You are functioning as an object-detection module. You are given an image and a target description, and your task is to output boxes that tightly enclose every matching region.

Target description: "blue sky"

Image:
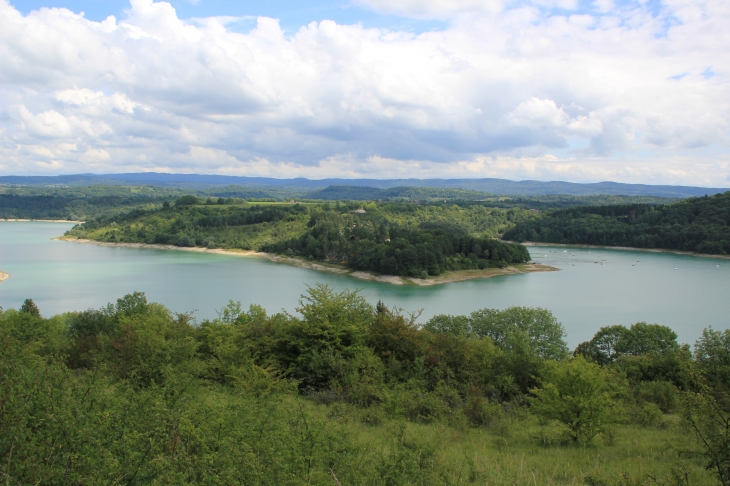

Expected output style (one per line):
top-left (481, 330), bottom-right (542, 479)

top-left (9, 0), bottom-right (447, 33)
top-left (0, 0), bottom-right (728, 185)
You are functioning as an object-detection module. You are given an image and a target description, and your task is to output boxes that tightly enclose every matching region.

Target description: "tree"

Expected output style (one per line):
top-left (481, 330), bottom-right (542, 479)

top-left (174, 195), bottom-right (198, 206)
top-left (20, 298), bottom-right (41, 318)
top-left (682, 385), bottom-right (730, 485)
top-left (577, 322), bottom-right (680, 365)
top-left (616, 322), bottom-right (679, 356)
top-left (422, 314), bottom-right (471, 338)
top-left (469, 307), bottom-right (568, 360)
top-left (285, 284), bottom-right (375, 389)
top-left (530, 356), bottom-right (624, 443)
top-left (575, 325), bottom-right (628, 364)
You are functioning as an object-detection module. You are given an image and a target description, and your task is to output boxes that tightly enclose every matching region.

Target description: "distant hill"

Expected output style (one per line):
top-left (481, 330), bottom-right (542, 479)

top-left (1, 172), bottom-right (727, 198)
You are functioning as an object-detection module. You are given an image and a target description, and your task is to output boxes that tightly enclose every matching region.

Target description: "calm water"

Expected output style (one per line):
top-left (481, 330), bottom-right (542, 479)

top-left (1, 222), bottom-right (729, 347)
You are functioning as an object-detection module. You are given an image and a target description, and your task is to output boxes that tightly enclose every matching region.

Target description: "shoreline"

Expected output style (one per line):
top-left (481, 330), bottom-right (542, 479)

top-left (0, 271), bottom-right (8, 283)
top-left (55, 237), bottom-right (558, 286)
top-left (2, 219), bottom-right (83, 223)
top-left (512, 241), bottom-right (730, 260)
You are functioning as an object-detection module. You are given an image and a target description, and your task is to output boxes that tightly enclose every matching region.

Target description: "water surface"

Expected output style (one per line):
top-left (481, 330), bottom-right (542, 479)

top-left (1, 222), bottom-right (728, 347)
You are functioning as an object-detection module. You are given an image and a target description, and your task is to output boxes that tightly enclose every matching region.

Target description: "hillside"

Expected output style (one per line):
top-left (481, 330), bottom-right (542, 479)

top-left (504, 191), bottom-right (730, 255)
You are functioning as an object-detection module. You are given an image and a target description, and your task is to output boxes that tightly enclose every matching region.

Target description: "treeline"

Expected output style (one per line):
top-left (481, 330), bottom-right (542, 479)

top-left (2, 289), bottom-right (728, 483)
top-left (504, 191), bottom-right (730, 255)
top-left (0, 185), bottom-right (295, 220)
top-left (0, 193), bottom-right (165, 221)
top-left (304, 185), bottom-right (496, 201)
top-left (67, 199), bottom-right (532, 277)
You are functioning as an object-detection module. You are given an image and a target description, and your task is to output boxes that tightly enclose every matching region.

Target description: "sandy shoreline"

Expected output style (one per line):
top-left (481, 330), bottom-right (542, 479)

top-left (512, 241), bottom-right (730, 260)
top-left (0, 271), bottom-right (8, 283)
top-left (2, 219), bottom-right (83, 223)
top-left (55, 237), bottom-right (558, 286)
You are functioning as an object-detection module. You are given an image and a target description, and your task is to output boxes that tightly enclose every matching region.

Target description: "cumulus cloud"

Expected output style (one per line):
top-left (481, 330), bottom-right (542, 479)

top-left (0, 0), bottom-right (728, 185)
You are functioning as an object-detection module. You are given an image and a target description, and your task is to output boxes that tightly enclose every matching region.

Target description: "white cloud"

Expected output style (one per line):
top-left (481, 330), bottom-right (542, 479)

top-left (506, 98), bottom-right (569, 129)
top-left (352, 0), bottom-right (504, 19)
top-left (0, 0), bottom-right (728, 186)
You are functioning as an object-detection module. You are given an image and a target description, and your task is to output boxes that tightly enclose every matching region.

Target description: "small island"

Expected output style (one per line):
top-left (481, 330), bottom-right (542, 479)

top-left (0, 270), bottom-right (8, 282)
top-left (60, 197), bottom-right (558, 285)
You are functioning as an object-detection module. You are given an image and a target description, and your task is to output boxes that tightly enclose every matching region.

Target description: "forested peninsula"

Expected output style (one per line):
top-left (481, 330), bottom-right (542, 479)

top-left (3, 289), bottom-right (730, 484)
top-left (504, 191), bottom-right (730, 255)
top-left (63, 198), bottom-right (538, 281)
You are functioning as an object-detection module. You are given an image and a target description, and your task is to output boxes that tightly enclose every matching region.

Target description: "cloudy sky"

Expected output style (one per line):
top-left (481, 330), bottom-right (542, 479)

top-left (1, 0), bottom-right (728, 185)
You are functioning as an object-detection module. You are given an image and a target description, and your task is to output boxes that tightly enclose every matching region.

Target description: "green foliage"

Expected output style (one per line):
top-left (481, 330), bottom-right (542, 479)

top-left (0, 292), bottom-right (723, 484)
top-left (682, 386), bottom-right (730, 485)
top-left (285, 284), bottom-right (375, 389)
top-left (576, 322), bottom-right (680, 365)
top-left (425, 306), bottom-right (568, 360)
top-left (530, 357), bottom-right (625, 443)
top-left (505, 191), bottom-right (730, 255)
top-left (694, 327), bottom-right (730, 393)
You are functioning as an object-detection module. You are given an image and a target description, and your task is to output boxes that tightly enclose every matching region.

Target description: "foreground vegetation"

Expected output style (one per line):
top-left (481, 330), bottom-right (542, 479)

top-left (2, 288), bottom-right (729, 484)
top-left (505, 191), bottom-right (730, 255)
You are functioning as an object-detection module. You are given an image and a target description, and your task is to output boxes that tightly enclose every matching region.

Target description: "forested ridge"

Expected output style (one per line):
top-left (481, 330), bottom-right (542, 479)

top-left (504, 191), bottom-right (730, 255)
top-left (65, 199), bottom-right (533, 278)
top-left (1, 183), bottom-right (679, 220)
top-left (2, 289), bottom-right (730, 484)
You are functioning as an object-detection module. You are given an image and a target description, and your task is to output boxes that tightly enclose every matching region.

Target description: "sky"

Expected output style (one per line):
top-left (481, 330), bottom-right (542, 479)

top-left (0, 0), bottom-right (728, 185)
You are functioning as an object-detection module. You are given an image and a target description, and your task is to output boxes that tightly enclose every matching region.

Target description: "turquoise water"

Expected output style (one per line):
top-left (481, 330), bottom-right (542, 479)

top-left (1, 222), bottom-right (729, 347)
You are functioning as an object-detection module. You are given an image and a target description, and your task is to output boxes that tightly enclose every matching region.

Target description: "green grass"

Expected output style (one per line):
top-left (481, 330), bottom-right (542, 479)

top-left (300, 400), bottom-right (714, 485)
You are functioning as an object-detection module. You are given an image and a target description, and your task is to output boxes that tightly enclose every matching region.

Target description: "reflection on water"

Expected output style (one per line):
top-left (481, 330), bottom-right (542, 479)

top-left (1, 222), bottom-right (729, 347)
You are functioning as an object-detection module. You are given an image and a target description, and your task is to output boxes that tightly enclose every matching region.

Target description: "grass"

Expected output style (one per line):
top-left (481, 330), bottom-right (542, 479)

top-left (299, 399), bottom-right (714, 485)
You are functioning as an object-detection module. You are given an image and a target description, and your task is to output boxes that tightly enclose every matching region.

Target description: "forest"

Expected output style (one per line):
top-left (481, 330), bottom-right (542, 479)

top-left (64, 199), bottom-right (533, 277)
top-left (2, 288), bottom-right (729, 484)
top-left (1, 183), bottom-right (678, 220)
top-left (504, 191), bottom-right (730, 255)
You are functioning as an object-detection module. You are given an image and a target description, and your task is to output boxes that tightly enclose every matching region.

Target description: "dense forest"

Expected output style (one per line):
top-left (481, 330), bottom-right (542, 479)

top-left (2, 289), bottom-right (729, 484)
top-left (65, 199), bottom-right (532, 277)
top-left (0, 185), bottom-right (286, 220)
top-left (504, 191), bottom-right (730, 255)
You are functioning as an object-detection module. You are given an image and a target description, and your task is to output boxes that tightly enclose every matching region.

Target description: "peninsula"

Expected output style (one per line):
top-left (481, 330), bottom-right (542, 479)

top-left (60, 197), bottom-right (552, 285)
top-left (56, 236), bottom-right (556, 286)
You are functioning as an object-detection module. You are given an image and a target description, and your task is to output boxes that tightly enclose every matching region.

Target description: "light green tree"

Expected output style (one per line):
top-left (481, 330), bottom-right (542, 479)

top-left (530, 356), bottom-right (624, 443)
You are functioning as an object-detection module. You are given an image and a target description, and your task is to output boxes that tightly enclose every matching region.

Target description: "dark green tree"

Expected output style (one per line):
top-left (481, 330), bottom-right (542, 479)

top-left (20, 298), bottom-right (41, 318)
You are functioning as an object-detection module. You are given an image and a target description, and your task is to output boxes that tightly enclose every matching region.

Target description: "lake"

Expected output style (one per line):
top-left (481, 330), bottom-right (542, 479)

top-left (1, 222), bottom-right (728, 348)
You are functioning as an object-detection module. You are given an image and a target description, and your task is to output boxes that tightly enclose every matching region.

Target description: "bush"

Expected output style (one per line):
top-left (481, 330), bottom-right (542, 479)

top-left (628, 401), bottom-right (662, 427)
top-left (635, 381), bottom-right (678, 413)
top-left (174, 195), bottom-right (198, 206)
top-left (175, 235), bottom-right (195, 247)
